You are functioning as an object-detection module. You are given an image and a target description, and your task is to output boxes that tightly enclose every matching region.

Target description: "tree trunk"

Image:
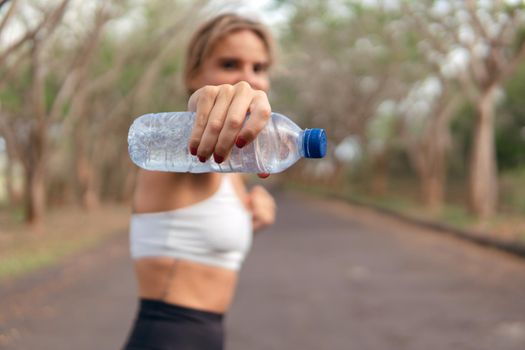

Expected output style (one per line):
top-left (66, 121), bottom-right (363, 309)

top-left (416, 140), bottom-right (446, 213)
top-left (73, 123), bottom-right (100, 210)
top-left (4, 157), bottom-right (23, 207)
top-left (24, 39), bottom-right (48, 227)
top-left (0, 126), bottom-right (22, 207)
top-left (417, 96), bottom-right (457, 213)
top-left (74, 155), bottom-right (95, 209)
top-left (468, 85), bottom-right (498, 219)
top-left (24, 157), bottom-right (46, 228)
top-left (371, 152), bottom-right (388, 196)
top-left (420, 158), bottom-right (445, 212)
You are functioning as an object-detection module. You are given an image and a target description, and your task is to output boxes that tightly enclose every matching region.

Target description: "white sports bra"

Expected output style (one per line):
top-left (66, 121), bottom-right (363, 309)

top-left (129, 175), bottom-right (253, 270)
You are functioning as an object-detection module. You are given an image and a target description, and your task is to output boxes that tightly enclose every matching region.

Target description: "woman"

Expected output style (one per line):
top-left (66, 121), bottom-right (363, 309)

top-left (123, 13), bottom-right (277, 350)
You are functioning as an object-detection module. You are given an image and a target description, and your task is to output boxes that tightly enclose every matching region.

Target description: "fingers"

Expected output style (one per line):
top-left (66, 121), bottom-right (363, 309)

top-left (187, 82), bottom-right (271, 164)
top-left (187, 89), bottom-right (200, 112)
top-left (215, 82), bottom-right (252, 160)
top-left (197, 85), bottom-right (235, 162)
top-left (188, 86), bottom-right (218, 157)
top-left (235, 90), bottom-right (271, 149)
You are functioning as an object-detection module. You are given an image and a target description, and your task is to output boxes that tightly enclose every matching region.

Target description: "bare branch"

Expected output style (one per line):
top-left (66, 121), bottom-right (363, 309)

top-left (30, 40), bottom-right (46, 133)
top-left (0, 0), bottom-right (18, 36)
top-left (465, 0), bottom-right (490, 40)
top-left (0, 0), bottom-right (11, 10)
top-left (49, 3), bottom-right (111, 121)
top-left (485, 8), bottom-right (520, 78)
top-left (0, 0), bottom-right (70, 69)
top-left (83, 50), bottom-right (128, 95)
top-left (48, 70), bottom-right (78, 120)
top-left (39, 0), bottom-right (70, 39)
top-left (500, 40), bottom-right (525, 84)
top-left (458, 66), bottom-right (480, 103)
top-left (131, 0), bottom-right (207, 109)
top-left (0, 50), bottom-right (29, 89)
top-left (408, 12), bottom-right (448, 55)
top-left (0, 23), bottom-right (42, 68)
top-left (492, 10), bottom-right (514, 45)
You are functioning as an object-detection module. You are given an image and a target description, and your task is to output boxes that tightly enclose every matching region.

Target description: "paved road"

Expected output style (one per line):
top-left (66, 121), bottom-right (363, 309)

top-left (1, 192), bottom-right (525, 350)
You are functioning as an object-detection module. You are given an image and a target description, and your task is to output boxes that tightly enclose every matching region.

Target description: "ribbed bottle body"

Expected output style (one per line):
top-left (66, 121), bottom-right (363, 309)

top-left (128, 112), bottom-right (304, 173)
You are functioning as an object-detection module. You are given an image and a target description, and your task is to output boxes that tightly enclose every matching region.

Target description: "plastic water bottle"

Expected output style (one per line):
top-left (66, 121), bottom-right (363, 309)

top-left (128, 112), bottom-right (327, 173)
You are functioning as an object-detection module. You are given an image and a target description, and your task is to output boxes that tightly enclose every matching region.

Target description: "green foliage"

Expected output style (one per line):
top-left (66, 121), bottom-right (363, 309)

top-left (0, 86), bottom-right (23, 111)
top-left (403, 31), bottom-right (423, 62)
top-left (0, 65), bottom-right (31, 111)
top-left (496, 128), bottom-right (525, 170)
top-left (514, 26), bottom-right (525, 50)
top-left (117, 60), bottom-right (143, 95)
top-left (500, 167), bottom-right (525, 214)
top-left (450, 102), bottom-right (475, 174)
top-left (162, 57), bottom-right (181, 77)
top-left (94, 38), bottom-right (118, 74)
top-left (438, 205), bottom-right (478, 230)
top-left (497, 62), bottom-right (525, 170)
top-left (504, 1), bottom-right (525, 16)
top-left (44, 75), bottom-right (61, 113)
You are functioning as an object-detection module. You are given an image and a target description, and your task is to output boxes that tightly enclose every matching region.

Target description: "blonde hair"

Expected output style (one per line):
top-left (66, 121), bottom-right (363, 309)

top-left (183, 13), bottom-right (275, 94)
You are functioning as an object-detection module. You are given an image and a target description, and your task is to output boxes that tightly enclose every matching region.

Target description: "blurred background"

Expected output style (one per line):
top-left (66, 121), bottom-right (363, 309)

top-left (1, 0), bottom-right (525, 349)
top-left (2, 0), bottom-right (525, 260)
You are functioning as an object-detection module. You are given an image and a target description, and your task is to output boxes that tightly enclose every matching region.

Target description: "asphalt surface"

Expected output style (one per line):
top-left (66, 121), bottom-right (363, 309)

top-left (1, 192), bottom-right (525, 350)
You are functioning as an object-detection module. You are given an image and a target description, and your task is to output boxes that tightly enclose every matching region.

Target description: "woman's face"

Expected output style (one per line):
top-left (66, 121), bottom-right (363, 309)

top-left (189, 29), bottom-right (270, 92)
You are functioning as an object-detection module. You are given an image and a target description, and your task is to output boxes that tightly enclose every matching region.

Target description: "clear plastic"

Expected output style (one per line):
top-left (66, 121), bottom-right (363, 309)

top-left (128, 112), bottom-right (305, 173)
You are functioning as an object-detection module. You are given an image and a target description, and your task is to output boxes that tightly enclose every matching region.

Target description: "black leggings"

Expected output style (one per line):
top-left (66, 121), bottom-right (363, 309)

top-left (123, 299), bottom-right (224, 350)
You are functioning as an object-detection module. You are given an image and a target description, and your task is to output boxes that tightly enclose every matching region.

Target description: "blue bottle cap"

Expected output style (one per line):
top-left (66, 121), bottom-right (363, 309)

top-left (303, 128), bottom-right (327, 158)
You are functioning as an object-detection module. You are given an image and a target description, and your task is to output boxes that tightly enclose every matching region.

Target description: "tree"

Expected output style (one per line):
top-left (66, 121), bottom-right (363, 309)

top-left (400, 76), bottom-right (462, 211)
top-left (0, 0), bottom-right (70, 227)
top-left (0, 0), bottom-right (208, 226)
top-left (405, 0), bottom-right (525, 219)
top-left (272, 1), bottom-right (416, 189)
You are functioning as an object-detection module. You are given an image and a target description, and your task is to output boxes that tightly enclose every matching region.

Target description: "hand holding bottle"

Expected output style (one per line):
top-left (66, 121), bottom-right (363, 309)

top-left (128, 85), bottom-right (327, 174)
top-left (187, 82), bottom-right (271, 175)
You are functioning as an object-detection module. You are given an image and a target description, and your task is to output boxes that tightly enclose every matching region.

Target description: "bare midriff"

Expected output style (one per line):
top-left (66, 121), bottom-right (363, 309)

top-left (132, 171), bottom-right (248, 314)
top-left (134, 257), bottom-right (238, 313)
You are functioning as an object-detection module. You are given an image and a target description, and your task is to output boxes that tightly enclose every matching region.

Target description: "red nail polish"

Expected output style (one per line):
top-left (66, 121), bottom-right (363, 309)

top-left (190, 146), bottom-right (197, 156)
top-left (214, 155), bottom-right (224, 164)
top-left (258, 173), bottom-right (270, 179)
top-left (198, 156), bottom-right (207, 163)
top-left (236, 137), bottom-right (247, 148)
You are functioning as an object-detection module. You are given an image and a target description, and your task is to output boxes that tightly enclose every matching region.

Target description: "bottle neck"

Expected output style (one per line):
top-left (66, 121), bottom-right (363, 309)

top-left (298, 131), bottom-right (306, 158)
